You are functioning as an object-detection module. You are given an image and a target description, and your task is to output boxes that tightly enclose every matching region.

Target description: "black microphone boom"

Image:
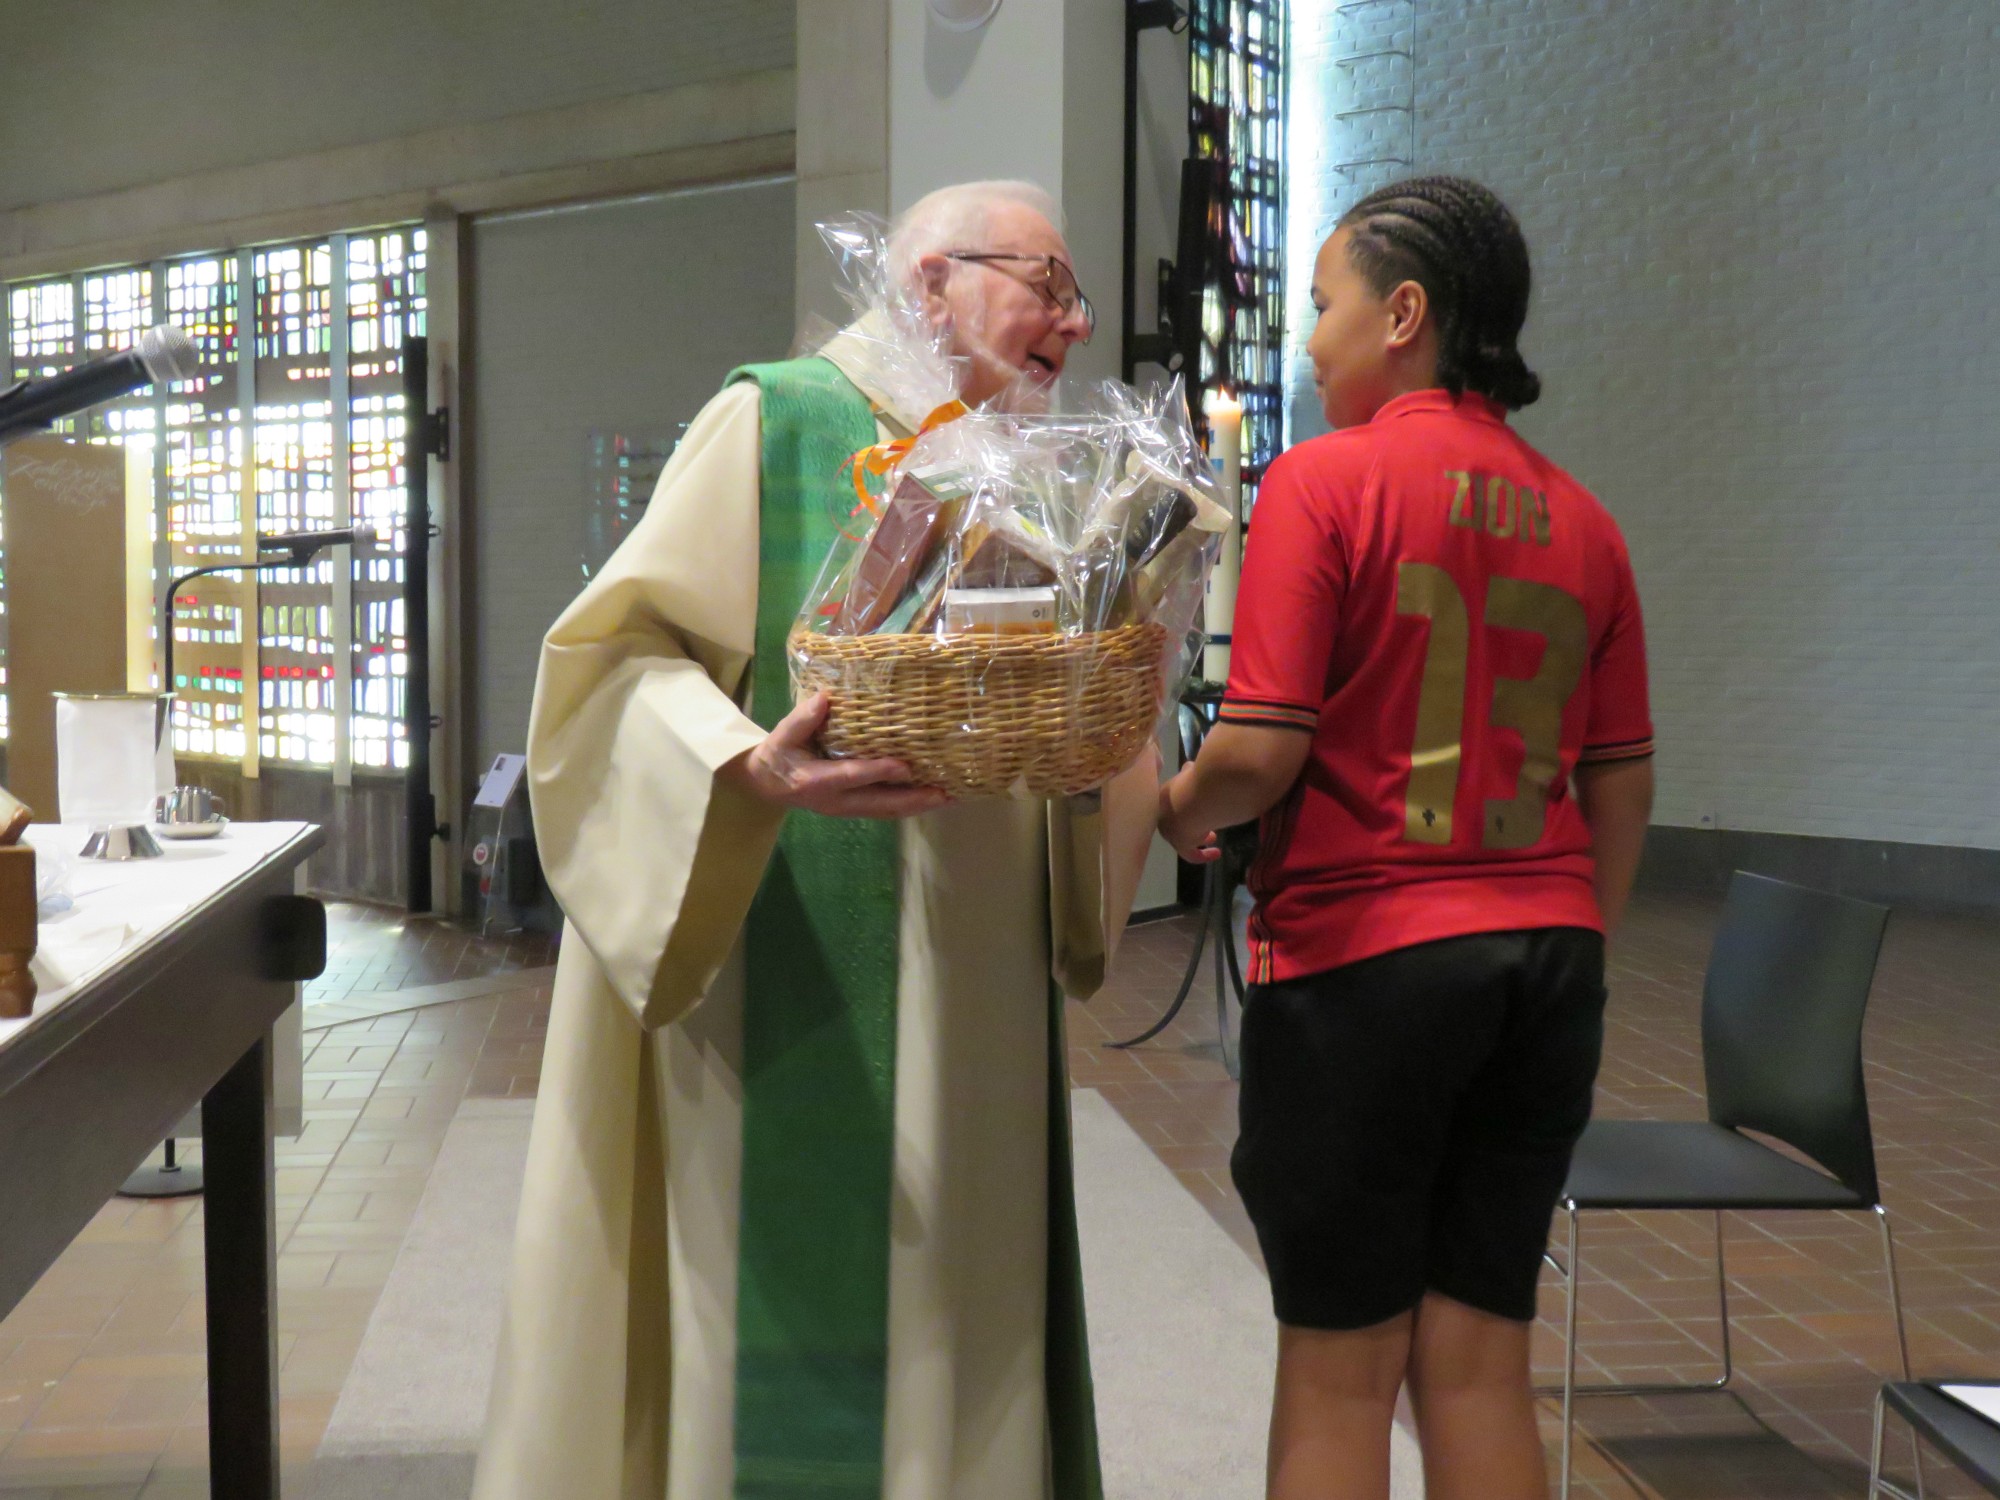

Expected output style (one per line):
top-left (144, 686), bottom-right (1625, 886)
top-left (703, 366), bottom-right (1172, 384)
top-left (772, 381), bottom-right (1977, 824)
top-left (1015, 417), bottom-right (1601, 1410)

top-left (0, 325), bottom-right (201, 444)
top-left (257, 524), bottom-right (377, 557)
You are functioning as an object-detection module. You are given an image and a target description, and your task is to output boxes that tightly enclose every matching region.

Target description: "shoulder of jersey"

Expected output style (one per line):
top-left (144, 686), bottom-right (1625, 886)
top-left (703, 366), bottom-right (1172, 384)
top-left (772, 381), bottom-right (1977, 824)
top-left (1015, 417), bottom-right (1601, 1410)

top-left (1267, 427), bottom-right (1378, 488)
top-left (1537, 456), bottom-right (1624, 537)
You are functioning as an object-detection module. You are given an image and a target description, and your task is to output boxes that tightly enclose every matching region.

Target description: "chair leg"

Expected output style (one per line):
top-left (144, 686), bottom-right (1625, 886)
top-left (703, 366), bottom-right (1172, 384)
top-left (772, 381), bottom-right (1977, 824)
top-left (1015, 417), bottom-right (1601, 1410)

top-left (1560, 1203), bottom-right (1579, 1500)
top-left (1868, 1388), bottom-right (1931, 1500)
top-left (1875, 1205), bottom-right (1913, 1379)
top-left (1543, 1204), bottom-right (1918, 1497)
top-left (1876, 1206), bottom-right (1925, 1500)
top-left (1537, 1209), bottom-right (1730, 1399)
top-left (1868, 1387), bottom-right (1886, 1499)
top-left (1711, 1210), bottom-right (1734, 1389)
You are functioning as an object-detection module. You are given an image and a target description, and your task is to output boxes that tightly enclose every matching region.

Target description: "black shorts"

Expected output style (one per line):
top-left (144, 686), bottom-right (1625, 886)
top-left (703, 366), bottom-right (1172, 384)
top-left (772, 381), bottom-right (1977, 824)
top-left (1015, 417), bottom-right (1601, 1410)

top-left (1230, 927), bottom-right (1606, 1330)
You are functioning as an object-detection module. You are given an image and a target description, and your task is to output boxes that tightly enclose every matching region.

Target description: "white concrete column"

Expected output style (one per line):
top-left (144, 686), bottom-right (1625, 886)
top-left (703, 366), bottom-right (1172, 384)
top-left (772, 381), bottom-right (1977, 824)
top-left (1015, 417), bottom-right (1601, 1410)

top-left (797, 0), bottom-right (1124, 381)
top-left (885, 0), bottom-right (1122, 382)
top-left (795, 0), bottom-right (891, 338)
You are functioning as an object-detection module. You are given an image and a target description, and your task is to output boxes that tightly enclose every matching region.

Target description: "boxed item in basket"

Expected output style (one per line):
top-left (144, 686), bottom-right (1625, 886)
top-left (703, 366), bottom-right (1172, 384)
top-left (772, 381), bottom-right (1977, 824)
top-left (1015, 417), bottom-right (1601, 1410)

top-left (791, 379), bottom-right (1228, 800)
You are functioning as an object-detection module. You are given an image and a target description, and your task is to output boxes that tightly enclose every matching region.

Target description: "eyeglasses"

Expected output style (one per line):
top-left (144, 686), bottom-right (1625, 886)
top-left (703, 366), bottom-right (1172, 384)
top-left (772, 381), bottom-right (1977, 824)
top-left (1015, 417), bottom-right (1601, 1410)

top-left (945, 252), bottom-right (1097, 342)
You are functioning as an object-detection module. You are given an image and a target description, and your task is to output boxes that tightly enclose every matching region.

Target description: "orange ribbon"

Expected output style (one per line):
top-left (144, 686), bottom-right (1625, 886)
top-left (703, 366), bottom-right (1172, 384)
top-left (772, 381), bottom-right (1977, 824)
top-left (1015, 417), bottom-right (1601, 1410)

top-left (845, 399), bottom-right (969, 515)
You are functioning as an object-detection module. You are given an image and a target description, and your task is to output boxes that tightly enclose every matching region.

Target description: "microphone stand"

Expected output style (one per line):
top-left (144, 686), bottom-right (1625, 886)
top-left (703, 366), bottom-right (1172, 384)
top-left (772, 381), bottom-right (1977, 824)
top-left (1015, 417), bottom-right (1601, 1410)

top-left (159, 548), bottom-right (319, 710)
top-left (119, 537), bottom-right (348, 1200)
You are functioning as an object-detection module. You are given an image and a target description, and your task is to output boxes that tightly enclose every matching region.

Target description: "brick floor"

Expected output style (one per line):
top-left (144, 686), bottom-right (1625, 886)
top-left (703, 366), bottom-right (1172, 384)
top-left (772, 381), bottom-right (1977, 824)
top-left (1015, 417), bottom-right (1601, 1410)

top-left (0, 911), bottom-right (553, 1497)
top-left (4, 891), bottom-right (1998, 1496)
top-left (1085, 896), bottom-right (2000, 1499)
top-left (303, 901), bottom-right (556, 1009)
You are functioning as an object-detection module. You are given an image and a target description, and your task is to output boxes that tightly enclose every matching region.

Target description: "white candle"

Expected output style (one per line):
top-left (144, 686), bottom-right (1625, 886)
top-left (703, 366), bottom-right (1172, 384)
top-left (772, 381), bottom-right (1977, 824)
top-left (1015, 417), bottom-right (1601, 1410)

top-left (1203, 389), bottom-right (1243, 683)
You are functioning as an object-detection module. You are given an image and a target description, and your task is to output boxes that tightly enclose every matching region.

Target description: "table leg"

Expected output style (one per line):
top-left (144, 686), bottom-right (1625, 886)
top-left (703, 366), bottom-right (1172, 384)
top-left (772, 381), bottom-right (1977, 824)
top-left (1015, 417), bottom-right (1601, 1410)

top-left (201, 1032), bottom-right (279, 1499)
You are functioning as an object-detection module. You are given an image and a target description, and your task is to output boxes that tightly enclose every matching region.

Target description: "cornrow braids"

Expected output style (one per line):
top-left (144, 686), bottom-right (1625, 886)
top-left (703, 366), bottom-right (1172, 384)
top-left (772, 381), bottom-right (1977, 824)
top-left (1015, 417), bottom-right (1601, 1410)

top-left (1336, 175), bottom-right (1542, 410)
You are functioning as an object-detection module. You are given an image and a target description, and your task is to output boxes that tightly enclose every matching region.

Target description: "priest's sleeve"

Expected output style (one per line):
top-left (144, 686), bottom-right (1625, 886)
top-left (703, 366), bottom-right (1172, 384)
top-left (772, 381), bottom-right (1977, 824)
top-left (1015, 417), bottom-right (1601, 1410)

top-left (526, 381), bottom-right (783, 1030)
top-left (1047, 743), bottom-right (1160, 998)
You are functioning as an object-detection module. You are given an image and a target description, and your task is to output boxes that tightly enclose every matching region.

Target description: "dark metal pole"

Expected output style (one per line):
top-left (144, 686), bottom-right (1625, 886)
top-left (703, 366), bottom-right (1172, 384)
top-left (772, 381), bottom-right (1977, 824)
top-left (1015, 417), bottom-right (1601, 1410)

top-left (1124, 3), bottom-right (1193, 379)
top-left (402, 336), bottom-right (437, 913)
top-left (1122, 1), bottom-right (1142, 381)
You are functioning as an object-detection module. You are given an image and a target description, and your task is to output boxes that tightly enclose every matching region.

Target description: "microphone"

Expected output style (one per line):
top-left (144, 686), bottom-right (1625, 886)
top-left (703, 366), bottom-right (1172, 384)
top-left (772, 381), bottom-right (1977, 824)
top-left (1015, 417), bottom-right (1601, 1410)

top-left (256, 524), bottom-right (378, 560)
top-left (0, 324), bottom-right (202, 443)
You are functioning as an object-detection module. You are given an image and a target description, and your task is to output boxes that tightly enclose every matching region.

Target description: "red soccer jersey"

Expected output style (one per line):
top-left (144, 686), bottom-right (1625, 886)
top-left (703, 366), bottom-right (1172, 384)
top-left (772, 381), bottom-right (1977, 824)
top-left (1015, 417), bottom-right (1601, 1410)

top-left (1220, 388), bottom-right (1653, 983)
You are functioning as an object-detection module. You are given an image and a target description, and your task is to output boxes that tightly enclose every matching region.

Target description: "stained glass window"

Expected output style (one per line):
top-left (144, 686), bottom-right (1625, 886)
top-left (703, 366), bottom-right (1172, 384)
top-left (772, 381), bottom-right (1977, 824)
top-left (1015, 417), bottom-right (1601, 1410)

top-left (1187, 0), bottom-right (1288, 511)
top-left (162, 253), bottom-right (251, 760)
top-left (0, 225), bottom-right (426, 775)
top-left (253, 240), bottom-right (337, 767)
top-left (346, 229), bottom-right (424, 772)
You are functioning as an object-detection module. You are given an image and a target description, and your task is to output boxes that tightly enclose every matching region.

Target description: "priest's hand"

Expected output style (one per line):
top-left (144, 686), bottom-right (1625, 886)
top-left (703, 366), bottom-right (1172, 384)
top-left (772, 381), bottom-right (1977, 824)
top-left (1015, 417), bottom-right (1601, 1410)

top-left (721, 692), bottom-right (951, 819)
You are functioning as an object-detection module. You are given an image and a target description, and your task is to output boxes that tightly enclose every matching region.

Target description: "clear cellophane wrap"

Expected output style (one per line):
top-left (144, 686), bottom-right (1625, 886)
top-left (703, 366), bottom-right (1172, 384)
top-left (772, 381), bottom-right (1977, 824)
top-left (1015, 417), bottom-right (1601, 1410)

top-left (791, 221), bottom-right (1226, 800)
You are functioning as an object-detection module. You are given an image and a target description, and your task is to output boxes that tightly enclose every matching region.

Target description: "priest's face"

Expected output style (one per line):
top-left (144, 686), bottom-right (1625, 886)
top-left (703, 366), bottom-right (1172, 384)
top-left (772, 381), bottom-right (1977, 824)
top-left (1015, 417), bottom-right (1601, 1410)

top-left (916, 201), bottom-right (1094, 407)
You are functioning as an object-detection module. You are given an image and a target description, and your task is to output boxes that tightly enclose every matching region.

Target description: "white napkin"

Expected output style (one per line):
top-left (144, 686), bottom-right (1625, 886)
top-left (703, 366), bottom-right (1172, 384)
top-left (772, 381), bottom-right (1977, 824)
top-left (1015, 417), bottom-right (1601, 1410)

top-left (30, 905), bottom-right (139, 997)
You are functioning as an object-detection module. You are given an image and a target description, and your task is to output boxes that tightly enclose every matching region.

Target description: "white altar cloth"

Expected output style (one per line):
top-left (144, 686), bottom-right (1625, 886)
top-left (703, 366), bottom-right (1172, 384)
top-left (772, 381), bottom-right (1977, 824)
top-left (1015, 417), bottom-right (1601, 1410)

top-left (1, 821), bottom-right (312, 1133)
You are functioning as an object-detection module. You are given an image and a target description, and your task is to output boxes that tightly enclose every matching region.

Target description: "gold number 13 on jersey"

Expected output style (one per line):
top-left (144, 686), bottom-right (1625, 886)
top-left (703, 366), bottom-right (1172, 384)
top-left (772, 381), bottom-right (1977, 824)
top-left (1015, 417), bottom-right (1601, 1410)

top-left (1396, 562), bottom-right (1588, 850)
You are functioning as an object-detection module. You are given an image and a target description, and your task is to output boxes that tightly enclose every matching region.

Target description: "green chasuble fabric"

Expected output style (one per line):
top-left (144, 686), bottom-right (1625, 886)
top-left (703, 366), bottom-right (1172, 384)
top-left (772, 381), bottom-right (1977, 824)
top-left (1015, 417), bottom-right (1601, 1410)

top-left (732, 358), bottom-right (898, 1497)
top-left (729, 356), bottom-right (1103, 1500)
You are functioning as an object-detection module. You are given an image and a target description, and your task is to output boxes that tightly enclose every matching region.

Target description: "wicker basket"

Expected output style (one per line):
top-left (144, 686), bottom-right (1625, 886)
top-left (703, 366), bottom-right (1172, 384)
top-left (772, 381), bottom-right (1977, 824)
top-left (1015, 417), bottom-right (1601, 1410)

top-left (790, 622), bottom-right (1168, 798)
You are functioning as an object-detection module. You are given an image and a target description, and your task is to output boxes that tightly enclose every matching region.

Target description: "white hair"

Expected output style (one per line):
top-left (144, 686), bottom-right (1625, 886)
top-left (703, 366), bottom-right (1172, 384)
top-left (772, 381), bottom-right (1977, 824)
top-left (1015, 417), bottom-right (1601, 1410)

top-left (885, 180), bottom-right (1063, 297)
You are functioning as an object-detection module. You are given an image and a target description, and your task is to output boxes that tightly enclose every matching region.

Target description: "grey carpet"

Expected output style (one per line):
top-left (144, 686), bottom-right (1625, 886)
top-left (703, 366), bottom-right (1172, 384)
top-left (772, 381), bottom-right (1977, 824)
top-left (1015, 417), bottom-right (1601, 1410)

top-left (1070, 1090), bottom-right (1424, 1500)
top-left (295, 1097), bottom-right (532, 1499)
top-left (291, 1452), bottom-right (477, 1500)
top-left (298, 1089), bottom-right (1425, 1498)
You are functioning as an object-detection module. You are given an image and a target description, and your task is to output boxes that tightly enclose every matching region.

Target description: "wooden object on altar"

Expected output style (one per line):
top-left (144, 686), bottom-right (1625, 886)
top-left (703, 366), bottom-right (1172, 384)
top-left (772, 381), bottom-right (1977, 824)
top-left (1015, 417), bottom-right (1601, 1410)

top-left (0, 786), bottom-right (31, 847)
top-left (0, 846), bottom-right (35, 1019)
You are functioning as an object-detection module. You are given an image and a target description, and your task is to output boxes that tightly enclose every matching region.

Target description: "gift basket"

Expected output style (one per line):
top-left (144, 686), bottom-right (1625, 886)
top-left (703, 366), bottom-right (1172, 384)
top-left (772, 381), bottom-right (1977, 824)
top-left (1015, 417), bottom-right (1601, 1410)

top-left (790, 220), bottom-right (1227, 799)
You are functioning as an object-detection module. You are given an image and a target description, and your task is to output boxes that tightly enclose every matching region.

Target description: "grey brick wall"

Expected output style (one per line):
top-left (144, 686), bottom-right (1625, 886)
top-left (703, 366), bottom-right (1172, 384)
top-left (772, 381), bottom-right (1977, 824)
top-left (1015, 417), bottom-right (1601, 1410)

top-left (1290, 1), bottom-right (2000, 849)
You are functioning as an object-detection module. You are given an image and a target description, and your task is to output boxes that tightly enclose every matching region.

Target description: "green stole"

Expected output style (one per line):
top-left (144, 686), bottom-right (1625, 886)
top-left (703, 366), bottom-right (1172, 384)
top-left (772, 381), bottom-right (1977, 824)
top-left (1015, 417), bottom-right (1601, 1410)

top-left (729, 357), bottom-right (1103, 1500)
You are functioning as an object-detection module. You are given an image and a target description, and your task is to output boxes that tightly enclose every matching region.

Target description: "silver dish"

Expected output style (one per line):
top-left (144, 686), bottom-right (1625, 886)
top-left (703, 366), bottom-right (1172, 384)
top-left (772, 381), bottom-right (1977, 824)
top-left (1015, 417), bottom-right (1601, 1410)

top-left (154, 817), bottom-right (228, 841)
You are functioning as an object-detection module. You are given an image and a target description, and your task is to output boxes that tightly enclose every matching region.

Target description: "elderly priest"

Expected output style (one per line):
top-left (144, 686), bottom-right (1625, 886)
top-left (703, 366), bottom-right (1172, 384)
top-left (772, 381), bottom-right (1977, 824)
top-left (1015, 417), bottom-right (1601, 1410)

top-left (472, 180), bottom-right (1158, 1500)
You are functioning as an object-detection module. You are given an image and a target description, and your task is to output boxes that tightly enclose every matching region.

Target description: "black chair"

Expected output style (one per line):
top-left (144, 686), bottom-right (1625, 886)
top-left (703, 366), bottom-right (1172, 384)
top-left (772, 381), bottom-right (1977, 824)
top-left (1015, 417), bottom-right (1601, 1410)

top-left (1545, 872), bottom-right (1913, 1499)
top-left (1872, 1382), bottom-right (2000, 1498)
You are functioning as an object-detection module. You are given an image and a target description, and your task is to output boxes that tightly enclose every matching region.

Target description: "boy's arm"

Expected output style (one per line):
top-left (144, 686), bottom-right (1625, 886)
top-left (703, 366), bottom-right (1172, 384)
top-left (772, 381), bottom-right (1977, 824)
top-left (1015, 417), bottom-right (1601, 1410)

top-left (1158, 723), bottom-right (1311, 860)
top-left (1574, 756), bottom-right (1653, 934)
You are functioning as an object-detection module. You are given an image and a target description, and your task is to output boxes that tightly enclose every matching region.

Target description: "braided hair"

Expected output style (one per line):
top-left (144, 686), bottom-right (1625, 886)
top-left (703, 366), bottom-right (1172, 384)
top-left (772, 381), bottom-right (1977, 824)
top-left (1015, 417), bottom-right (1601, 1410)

top-left (1336, 176), bottom-right (1542, 410)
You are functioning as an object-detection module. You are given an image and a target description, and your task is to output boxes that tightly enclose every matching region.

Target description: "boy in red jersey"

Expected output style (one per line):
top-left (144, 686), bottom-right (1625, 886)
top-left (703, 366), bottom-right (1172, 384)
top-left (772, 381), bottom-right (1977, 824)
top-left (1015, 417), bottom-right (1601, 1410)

top-left (1159, 177), bottom-right (1654, 1500)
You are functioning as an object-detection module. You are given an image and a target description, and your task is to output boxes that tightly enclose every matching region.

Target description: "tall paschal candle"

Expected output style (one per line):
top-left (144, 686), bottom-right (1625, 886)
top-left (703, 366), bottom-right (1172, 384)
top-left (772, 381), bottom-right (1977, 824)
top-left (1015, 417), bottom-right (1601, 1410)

top-left (1203, 389), bottom-right (1242, 682)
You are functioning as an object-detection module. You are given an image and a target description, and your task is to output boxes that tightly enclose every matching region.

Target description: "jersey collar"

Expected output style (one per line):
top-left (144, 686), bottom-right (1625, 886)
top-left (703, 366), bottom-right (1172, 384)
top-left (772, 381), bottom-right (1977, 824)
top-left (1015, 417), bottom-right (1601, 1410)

top-left (1373, 388), bottom-right (1508, 425)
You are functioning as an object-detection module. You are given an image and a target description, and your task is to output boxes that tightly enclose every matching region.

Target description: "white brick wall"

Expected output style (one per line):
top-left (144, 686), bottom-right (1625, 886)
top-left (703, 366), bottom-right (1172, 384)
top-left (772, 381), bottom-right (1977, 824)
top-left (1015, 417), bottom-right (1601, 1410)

top-left (1289, 0), bottom-right (2000, 849)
